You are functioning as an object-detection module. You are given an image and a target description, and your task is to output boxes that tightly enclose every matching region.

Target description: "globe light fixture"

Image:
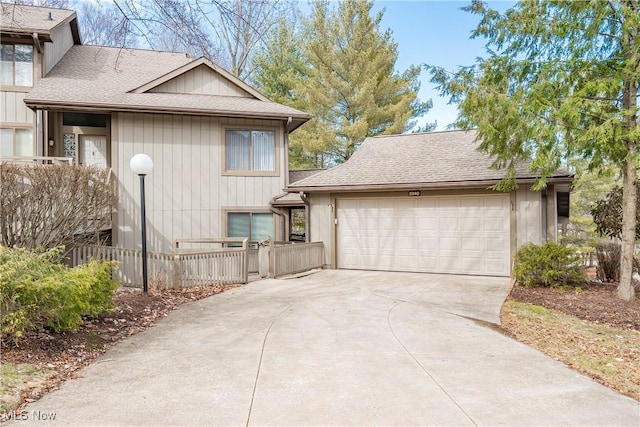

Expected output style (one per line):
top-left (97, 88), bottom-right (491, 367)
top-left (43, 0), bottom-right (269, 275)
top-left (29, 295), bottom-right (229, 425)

top-left (130, 154), bottom-right (153, 295)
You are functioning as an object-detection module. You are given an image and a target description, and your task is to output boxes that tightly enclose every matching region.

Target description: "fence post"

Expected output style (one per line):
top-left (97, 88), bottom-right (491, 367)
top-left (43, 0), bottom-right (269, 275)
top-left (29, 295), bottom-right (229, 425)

top-left (173, 254), bottom-right (181, 288)
top-left (268, 237), bottom-right (275, 278)
top-left (242, 238), bottom-right (249, 284)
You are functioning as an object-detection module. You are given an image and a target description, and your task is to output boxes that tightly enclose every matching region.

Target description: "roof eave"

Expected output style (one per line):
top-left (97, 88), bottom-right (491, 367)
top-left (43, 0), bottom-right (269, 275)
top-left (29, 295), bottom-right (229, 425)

top-left (24, 99), bottom-right (312, 123)
top-left (287, 176), bottom-right (574, 193)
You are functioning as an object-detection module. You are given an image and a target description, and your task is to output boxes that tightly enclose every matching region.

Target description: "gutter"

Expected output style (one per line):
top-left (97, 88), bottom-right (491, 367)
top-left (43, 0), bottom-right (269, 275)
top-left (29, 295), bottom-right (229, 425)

top-left (23, 100), bottom-right (311, 127)
top-left (286, 176), bottom-right (575, 194)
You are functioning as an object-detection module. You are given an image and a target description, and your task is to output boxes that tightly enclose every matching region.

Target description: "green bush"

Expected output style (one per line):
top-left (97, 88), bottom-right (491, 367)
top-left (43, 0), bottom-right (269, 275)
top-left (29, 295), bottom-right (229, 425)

top-left (514, 242), bottom-right (587, 287)
top-left (0, 247), bottom-right (118, 341)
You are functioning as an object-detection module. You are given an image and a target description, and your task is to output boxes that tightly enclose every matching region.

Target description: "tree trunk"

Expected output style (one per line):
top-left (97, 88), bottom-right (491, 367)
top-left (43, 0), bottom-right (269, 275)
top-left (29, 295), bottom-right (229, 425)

top-left (618, 29), bottom-right (638, 300)
top-left (619, 156), bottom-right (637, 301)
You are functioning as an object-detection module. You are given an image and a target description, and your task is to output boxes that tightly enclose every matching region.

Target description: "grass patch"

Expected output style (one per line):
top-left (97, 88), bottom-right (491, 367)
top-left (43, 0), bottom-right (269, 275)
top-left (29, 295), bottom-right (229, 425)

top-left (502, 301), bottom-right (640, 401)
top-left (0, 363), bottom-right (56, 416)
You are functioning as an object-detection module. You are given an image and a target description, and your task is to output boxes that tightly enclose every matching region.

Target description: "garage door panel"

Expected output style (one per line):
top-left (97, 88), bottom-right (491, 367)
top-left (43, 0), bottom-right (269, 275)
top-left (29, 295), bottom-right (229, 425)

top-left (462, 238), bottom-right (484, 250)
top-left (337, 195), bottom-right (510, 276)
top-left (439, 217), bottom-right (458, 231)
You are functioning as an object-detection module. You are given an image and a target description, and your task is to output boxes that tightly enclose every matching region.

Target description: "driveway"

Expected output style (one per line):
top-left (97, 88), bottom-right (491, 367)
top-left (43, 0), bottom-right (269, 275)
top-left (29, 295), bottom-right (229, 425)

top-left (8, 270), bottom-right (639, 426)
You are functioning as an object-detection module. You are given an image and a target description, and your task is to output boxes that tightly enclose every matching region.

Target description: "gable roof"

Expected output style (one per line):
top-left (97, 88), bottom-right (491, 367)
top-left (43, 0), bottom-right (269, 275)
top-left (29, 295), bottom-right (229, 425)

top-left (0, 2), bottom-right (79, 43)
top-left (130, 56), bottom-right (268, 101)
top-left (24, 45), bottom-right (311, 129)
top-left (287, 130), bottom-right (573, 192)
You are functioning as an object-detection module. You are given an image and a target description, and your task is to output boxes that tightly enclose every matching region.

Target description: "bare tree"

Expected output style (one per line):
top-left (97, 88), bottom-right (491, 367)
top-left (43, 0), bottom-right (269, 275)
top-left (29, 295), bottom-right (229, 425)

top-left (0, 163), bottom-right (118, 255)
top-left (214, 0), bottom-right (285, 79)
top-left (76, 1), bottom-right (137, 48)
top-left (5, 0), bottom-right (70, 8)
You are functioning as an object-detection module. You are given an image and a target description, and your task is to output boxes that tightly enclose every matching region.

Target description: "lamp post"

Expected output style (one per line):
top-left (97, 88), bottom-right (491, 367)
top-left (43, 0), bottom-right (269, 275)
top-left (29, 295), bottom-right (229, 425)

top-left (130, 154), bottom-right (153, 295)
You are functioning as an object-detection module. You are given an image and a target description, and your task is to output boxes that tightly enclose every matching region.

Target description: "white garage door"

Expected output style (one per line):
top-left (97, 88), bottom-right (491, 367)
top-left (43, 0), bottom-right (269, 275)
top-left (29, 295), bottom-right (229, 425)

top-left (337, 195), bottom-right (511, 276)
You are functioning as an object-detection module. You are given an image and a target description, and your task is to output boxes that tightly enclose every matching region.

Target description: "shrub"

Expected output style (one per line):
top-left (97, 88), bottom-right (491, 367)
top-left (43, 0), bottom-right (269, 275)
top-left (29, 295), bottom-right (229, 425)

top-left (594, 242), bottom-right (640, 282)
top-left (514, 242), bottom-right (587, 287)
top-left (0, 247), bottom-right (118, 341)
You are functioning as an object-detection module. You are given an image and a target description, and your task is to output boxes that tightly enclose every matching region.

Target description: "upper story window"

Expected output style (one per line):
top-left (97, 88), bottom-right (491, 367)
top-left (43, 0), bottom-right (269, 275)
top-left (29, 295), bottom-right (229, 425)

top-left (225, 129), bottom-right (276, 172)
top-left (0, 44), bottom-right (33, 87)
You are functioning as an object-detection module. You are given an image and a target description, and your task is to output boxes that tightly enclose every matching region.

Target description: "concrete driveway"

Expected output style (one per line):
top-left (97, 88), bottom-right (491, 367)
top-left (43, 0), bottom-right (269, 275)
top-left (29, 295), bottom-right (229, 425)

top-left (9, 270), bottom-right (639, 426)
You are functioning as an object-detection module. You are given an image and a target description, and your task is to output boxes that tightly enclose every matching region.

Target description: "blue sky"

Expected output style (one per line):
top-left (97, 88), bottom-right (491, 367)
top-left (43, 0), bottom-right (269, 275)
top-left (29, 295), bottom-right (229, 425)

top-left (370, 1), bottom-right (515, 131)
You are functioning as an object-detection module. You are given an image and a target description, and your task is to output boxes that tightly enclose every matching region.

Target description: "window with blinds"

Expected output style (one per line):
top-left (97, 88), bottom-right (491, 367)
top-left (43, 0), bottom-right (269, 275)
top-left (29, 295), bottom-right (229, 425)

top-left (228, 212), bottom-right (274, 243)
top-left (225, 129), bottom-right (275, 172)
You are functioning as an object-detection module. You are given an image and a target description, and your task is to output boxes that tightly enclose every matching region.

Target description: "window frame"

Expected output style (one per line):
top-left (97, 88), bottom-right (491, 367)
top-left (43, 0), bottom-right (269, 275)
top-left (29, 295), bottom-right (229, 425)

top-left (222, 126), bottom-right (279, 177)
top-left (0, 42), bottom-right (34, 90)
top-left (224, 209), bottom-right (275, 246)
top-left (0, 126), bottom-right (34, 158)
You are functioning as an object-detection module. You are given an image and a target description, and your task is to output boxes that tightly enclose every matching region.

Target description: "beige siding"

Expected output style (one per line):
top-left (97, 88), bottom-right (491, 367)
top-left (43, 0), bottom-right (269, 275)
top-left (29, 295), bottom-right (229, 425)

top-left (149, 65), bottom-right (251, 97)
top-left (308, 193), bottom-right (334, 268)
top-left (112, 112), bottom-right (286, 253)
top-left (44, 24), bottom-right (75, 74)
top-left (0, 91), bottom-right (34, 124)
top-left (515, 186), bottom-right (542, 248)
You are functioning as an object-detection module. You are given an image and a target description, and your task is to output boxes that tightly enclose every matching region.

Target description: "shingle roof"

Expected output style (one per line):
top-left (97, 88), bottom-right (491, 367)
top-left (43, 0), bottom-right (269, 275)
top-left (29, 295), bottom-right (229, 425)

top-left (1, 2), bottom-right (75, 35)
top-left (24, 45), bottom-right (311, 127)
top-left (288, 130), bottom-right (572, 191)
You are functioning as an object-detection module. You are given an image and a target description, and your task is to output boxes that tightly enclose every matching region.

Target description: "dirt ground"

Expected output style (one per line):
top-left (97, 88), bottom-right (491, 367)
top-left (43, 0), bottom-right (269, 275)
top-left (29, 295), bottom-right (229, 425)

top-left (509, 281), bottom-right (640, 332)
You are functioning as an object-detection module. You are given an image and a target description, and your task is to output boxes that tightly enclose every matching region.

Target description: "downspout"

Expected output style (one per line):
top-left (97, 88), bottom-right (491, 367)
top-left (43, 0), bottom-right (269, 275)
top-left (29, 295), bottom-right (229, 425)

top-left (32, 33), bottom-right (44, 157)
top-left (541, 189), bottom-right (548, 242)
top-left (270, 194), bottom-right (289, 242)
top-left (284, 117), bottom-right (292, 187)
top-left (32, 33), bottom-right (43, 54)
top-left (300, 191), bottom-right (310, 242)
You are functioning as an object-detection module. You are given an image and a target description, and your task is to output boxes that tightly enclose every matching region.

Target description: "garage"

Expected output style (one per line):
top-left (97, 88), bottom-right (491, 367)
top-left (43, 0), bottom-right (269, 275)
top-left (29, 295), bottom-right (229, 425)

top-left (337, 195), bottom-right (511, 276)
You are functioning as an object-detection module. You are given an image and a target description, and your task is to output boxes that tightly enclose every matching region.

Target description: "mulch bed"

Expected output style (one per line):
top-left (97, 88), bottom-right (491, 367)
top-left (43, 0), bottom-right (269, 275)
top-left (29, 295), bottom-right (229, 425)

top-left (509, 281), bottom-right (640, 332)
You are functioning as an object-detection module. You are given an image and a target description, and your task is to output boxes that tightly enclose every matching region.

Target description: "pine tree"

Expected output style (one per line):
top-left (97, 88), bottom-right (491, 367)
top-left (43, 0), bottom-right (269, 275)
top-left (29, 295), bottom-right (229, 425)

top-left (252, 0), bottom-right (432, 168)
top-left (429, 0), bottom-right (639, 300)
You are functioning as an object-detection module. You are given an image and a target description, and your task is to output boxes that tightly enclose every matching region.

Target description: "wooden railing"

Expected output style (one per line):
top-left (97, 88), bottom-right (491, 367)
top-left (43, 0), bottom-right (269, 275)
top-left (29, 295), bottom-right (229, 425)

top-left (0, 156), bottom-right (74, 165)
top-left (73, 239), bottom-right (249, 288)
top-left (174, 238), bottom-right (258, 274)
top-left (270, 241), bottom-right (325, 278)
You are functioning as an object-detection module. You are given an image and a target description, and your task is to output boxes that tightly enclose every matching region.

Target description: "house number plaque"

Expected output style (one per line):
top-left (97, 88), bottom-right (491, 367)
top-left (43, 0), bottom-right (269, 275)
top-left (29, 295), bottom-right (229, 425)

top-left (408, 190), bottom-right (421, 196)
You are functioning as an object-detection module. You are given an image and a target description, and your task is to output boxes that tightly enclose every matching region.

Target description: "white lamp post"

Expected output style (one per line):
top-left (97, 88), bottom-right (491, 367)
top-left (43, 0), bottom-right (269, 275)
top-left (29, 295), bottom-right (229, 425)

top-left (130, 153), bottom-right (153, 295)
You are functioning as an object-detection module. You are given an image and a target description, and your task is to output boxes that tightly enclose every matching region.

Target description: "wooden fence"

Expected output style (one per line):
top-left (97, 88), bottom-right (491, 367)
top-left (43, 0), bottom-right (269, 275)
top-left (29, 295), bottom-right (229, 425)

top-left (72, 238), bottom-right (249, 288)
top-left (72, 238), bottom-right (325, 287)
top-left (269, 241), bottom-right (325, 278)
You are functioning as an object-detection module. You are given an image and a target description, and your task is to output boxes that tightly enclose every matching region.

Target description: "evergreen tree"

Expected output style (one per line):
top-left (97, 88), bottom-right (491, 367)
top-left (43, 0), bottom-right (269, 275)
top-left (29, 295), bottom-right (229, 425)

top-left (429, 0), bottom-right (639, 301)
top-left (252, 0), bottom-right (432, 168)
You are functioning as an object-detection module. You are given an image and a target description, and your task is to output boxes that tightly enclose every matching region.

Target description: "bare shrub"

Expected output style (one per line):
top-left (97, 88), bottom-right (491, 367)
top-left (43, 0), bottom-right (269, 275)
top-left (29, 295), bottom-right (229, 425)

top-left (0, 163), bottom-right (117, 255)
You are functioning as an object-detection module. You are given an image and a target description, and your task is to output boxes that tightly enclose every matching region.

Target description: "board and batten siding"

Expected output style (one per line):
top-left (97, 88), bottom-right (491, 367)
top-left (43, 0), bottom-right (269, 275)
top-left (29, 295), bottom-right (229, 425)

top-left (43, 24), bottom-right (75, 75)
top-left (515, 186), bottom-right (542, 248)
top-left (112, 112), bottom-right (286, 253)
top-left (0, 91), bottom-right (34, 125)
top-left (148, 65), bottom-right (250, 97)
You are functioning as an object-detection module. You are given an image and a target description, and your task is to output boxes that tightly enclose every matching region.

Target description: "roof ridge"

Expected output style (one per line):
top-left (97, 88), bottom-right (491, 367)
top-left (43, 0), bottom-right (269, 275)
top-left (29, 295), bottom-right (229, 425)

top-left (370, 129), bottom-right (476, 139)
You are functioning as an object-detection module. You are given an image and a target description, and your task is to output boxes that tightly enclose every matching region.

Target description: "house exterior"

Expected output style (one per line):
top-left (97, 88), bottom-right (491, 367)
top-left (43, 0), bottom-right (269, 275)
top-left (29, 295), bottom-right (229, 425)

top-left (286, 130), bottom-right (573, 277)
top-left (1, 3), bottom-right (311, 253)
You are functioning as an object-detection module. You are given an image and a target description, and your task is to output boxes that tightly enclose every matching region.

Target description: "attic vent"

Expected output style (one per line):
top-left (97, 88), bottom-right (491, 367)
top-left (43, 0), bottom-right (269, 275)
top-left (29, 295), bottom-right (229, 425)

top-left (45, 12), bottom-right (53, 21)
